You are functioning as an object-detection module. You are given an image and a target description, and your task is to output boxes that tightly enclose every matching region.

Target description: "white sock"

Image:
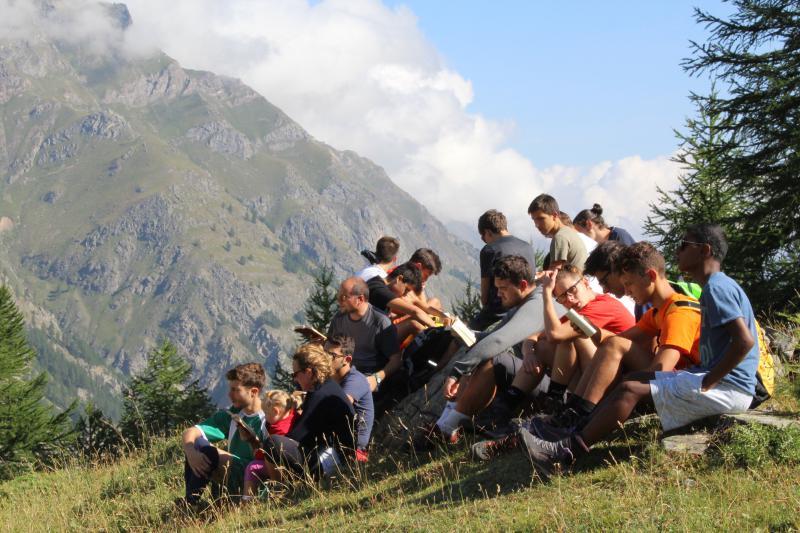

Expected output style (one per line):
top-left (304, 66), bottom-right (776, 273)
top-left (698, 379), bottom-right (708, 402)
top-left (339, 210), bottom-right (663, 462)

top-left (436, 406), bottom-right (469, 436)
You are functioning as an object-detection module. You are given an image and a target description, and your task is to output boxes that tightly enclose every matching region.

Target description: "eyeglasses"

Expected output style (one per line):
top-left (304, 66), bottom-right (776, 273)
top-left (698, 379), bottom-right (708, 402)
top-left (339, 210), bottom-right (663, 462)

top-left (598, 272), bottom-right (611, 288)
top-left (678, 240), bottom-right (705, 251)
top-left (291, 369), bottom-right (304, 379)
top-left (554, 278), bottom-right (582, 304)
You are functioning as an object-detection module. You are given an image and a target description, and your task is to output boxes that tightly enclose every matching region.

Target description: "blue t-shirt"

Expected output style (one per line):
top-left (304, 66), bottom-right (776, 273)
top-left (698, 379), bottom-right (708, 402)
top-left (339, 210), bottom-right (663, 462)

top-left (699, 272), bottom-right (759, 394)
top-left (340, 367), bottom-right (375, 450)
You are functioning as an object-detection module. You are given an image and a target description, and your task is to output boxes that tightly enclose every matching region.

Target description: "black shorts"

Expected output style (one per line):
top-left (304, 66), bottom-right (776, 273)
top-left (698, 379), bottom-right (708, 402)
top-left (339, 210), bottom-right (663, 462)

top-left (492, 349), bottom-right (522, 391)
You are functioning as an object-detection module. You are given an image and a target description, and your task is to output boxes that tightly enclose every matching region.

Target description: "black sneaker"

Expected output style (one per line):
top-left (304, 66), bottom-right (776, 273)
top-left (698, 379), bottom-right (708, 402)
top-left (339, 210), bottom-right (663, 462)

top-left (548, 407), bottom-right (583, 428)
top-left (516, 427), bottom-right (575, 481)
top-left (530, 417), bottom-right (574, 441)
top-left (470, 433), bottom-right (520, 461)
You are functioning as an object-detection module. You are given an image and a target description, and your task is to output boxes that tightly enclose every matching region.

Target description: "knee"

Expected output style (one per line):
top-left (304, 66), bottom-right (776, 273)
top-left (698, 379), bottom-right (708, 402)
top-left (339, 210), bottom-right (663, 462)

top-left (599, 336), bottom-right (626, 360)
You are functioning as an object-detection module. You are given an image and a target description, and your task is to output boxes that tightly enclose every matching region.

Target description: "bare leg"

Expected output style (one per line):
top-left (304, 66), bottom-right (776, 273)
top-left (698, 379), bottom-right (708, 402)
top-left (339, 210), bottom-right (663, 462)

top-left (396, 318), bottom-right (425, 340)
top-left (574, 336), bottom-right (653, 405)
top-left (579, 372), bottom-right (655, 446)
top-left (455, 360), bottom-right (497, 416)
top-left (550, 341), bottom-right (577, 386)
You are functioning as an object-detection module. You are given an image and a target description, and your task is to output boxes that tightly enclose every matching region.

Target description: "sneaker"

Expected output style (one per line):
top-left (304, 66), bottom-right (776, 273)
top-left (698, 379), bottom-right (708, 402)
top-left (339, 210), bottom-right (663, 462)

top-left (410, 423), bottom-right (461, 452)
top-left (516, 427), bottom-right (575, 481)
top-left (530, 417), bottom-right (574, 441)
top-left (471, 433), bottom-right (520, 461)
top-left (548, 407), bottom-right (584, 428)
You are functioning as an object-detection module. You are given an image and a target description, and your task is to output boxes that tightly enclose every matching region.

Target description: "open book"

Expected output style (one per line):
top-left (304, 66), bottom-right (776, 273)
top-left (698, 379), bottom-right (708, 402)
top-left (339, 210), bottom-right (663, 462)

top-left (229, 411), bottom-right (262, 448)
top-left (448, 316), bottom-right (477, 347)
top-left (293, 325), bottom-right (327, 343)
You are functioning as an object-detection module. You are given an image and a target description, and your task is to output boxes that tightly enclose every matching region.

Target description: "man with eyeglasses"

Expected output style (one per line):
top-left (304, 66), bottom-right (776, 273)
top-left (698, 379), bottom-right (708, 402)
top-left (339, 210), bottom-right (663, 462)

top-left (327, 277), bottom-right (401, 393)
top-left (325, 335), bottom-right (374, 462)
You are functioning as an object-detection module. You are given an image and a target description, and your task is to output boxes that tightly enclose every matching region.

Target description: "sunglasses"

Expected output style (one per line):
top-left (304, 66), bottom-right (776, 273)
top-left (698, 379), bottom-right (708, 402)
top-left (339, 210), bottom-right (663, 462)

top-left (678, 240), bottom-right (705, 251)
top-left (291, 369), bottom-right (304, 379)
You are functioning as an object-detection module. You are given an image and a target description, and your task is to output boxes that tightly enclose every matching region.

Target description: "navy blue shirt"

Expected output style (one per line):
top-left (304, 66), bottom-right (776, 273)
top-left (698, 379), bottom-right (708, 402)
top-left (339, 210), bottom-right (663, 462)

top-left (699, 272), bottom-right (759, 394)
top-left (339, 367), bottom-right (374, 450)
top-left (608, 226), bottom-right (635, 245)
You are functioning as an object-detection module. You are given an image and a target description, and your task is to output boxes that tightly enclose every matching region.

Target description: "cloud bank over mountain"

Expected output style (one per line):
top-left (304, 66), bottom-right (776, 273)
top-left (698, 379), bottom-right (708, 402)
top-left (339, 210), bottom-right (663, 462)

top-left (6, 0), bottom-right (683, 242)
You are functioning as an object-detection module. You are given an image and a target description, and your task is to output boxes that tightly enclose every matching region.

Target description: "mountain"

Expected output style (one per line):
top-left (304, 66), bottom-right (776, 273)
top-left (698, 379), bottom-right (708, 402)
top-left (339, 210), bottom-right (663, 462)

top-left (0, 3), bottom-right (478, 415)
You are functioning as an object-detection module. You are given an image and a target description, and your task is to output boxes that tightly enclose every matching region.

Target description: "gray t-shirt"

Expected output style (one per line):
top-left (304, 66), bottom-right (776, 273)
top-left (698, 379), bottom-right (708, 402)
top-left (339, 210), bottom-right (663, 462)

top-left (327, 305), bottom-right (400, 374)
top-left (480, 235), bottom-right (538, 316)
top-left (550, 225), bottom-right (588, 270)
top-left (340, 367), bottom-right (374, 450)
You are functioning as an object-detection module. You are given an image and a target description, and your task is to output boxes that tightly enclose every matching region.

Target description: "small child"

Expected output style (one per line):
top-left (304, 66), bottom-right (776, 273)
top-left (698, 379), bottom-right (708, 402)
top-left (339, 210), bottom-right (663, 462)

top-left (241, 390), bottom-right (302, 501)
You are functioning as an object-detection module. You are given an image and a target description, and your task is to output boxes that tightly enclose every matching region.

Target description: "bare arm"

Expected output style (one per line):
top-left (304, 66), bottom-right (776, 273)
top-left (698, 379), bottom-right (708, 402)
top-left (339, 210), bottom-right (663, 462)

top-left (702, 318), bottom-right (755, 391)
top-left (648, 345), bottom-right (681, 372)
top-left (388, 296), bottom-right (437, 328)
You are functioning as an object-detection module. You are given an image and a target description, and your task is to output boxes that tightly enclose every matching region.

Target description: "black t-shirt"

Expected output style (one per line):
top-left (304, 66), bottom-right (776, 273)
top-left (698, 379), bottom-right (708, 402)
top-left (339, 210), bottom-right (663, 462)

top-left (609, 226), bottom-right (635, 245)
top-left (287, 379), bottom-right (355, 455)
top-left (366, 275), bottom-right (396, 314)
top-left (479, 235), bottom-right (538, 315)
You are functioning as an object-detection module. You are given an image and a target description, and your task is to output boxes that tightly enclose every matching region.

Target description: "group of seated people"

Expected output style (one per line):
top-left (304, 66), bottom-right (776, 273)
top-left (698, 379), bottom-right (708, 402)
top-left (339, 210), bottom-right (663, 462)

top-left (178, 191), bottom-right (765, 505)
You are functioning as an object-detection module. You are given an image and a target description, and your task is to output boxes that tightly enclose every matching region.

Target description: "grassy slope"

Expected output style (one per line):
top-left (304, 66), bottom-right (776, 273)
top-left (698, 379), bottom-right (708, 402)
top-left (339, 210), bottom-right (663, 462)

top-left (1, 421), bottom-right (799, 532)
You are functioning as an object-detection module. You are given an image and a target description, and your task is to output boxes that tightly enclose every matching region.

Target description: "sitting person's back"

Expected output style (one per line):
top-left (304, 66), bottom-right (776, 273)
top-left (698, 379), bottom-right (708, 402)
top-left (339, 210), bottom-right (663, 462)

top-left (473, 209), bottom-right (538, 330)
top-left (355, 236), bottom-right (400, 282)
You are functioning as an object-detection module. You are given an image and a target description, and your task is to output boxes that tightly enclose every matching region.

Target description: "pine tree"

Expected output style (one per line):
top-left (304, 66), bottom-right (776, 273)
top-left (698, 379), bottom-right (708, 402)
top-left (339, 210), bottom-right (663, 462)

top-left (644, 94), bottom-right (742, 273)
top-left (450, 277), bottom-right (482, 322)
top-left (73, 403), bottom-right (123, 460)
top-left (120, 340), bottom-right (215, 445)
top-left (678, 0), bottom-right (800, 310)
top-left (302, 265), bottom-right (339, 332)
top-left (0, 286), bottom-right (73, 479)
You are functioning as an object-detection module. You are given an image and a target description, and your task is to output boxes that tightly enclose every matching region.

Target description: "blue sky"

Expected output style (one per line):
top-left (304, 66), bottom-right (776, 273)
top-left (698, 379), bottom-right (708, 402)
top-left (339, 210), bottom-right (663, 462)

top-left (389, 0), bottom-right (732, 167)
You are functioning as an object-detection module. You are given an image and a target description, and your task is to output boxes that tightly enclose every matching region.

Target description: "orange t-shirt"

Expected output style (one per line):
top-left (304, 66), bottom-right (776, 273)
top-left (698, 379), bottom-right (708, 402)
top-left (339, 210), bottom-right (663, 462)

top-left (635, 292), bottom-right (701, 368)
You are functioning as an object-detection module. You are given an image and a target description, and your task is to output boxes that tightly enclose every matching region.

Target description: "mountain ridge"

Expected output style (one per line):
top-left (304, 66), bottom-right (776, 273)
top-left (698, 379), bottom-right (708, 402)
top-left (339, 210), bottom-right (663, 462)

top-left (0, 3), bottom-right (478, 413)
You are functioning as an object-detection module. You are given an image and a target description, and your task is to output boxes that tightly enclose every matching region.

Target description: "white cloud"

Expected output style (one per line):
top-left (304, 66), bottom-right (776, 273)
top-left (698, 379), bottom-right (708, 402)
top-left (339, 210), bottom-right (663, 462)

top-left (7, 0), bottom-right (683, 244)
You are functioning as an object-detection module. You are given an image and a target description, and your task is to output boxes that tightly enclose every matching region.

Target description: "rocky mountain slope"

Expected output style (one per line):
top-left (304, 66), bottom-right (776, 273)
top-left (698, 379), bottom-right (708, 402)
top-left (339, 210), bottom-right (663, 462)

top-left (0, 3), bottom-right (477, 413)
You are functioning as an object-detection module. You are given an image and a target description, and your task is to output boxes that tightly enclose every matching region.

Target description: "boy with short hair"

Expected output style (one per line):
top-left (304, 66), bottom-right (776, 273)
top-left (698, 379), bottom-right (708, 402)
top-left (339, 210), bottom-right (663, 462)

top-left (180, 362), bottom-right (267, 505)
top-left (528, 194), bottom-right (587, 270)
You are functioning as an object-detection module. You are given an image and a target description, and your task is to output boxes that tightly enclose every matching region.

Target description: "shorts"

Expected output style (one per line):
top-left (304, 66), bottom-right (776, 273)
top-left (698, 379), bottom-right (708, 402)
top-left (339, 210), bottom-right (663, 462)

top-left (650, 371), bottom-right (752, 431)
top-left (492, 349), bottom-right (522, 390)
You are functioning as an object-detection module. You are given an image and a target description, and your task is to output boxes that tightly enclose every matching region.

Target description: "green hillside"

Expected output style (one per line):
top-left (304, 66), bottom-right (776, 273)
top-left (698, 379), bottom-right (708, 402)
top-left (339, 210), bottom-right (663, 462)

top-left (0, 8), bottom-right (478, 412)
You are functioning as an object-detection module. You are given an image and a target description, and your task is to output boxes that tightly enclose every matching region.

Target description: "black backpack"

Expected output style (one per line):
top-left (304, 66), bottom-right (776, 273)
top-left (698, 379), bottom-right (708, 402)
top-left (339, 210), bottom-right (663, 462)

top-left (403, 326), bottom-right (454, 392)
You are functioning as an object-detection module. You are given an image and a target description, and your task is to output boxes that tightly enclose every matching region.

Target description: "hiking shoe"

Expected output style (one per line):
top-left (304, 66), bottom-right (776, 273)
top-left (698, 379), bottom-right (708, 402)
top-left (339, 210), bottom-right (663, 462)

top-left (516, 427), bottom-right (575, 482)
top-left (548, 407), bottom-right (584, 428)
top-left (471, 434), bottom-right (520, 461)
top-left (530, 417), bottom-right (574, 441)
top-left (410, 423), bottom-right (461, 452)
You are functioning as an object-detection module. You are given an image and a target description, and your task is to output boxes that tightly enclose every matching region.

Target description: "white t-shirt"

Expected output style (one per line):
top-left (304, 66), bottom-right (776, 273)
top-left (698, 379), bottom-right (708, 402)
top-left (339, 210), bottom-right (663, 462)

top-left (355, 265), bottom-right (387, 283)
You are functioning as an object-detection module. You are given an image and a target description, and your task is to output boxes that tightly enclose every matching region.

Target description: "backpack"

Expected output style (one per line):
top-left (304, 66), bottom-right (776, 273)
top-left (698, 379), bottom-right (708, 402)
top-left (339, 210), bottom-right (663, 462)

top-left (750, 320), bottom-right (776, 408)
top-left (402, 326), bottom-right (454, 393)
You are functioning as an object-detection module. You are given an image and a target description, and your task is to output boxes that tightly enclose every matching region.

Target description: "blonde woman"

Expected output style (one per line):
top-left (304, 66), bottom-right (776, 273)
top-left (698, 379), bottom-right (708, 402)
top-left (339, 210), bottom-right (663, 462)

top-left (256, 344), bottom-right (355, 487)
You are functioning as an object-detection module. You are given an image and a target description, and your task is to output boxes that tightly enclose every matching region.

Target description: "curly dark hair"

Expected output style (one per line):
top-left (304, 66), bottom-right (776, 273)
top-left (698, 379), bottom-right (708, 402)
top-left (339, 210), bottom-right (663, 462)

top-left (226, 363), bottom-right (267, 390)
top-left (585, 240), bottom-right (627, 276)
top-left (387, 262), bottom-right (423, 293)
top-left (493, 255), bottom-right (534, 285)
top-left (685, 223), bottom-right (728, 262)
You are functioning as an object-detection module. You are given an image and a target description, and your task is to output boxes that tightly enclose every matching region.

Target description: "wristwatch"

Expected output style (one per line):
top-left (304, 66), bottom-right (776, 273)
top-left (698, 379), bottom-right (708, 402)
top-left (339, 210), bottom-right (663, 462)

top-left (372, 373), bottom-right (383, 387)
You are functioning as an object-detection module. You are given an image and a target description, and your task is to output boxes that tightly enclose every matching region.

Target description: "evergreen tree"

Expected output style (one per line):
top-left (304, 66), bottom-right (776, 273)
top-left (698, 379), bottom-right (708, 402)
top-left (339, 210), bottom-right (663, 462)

top-left (120, 340), bottom-right (215, 445)
top-left (450, 277), bottom-right (482, 322)
top-left (73, 403), bottom-right (123, 460)
top-left (302, 265), bottom-right (339, 332)
top-left (677, 0), bottom-right (800, 310)
top-left (645, 94), bottom-right (742, 273)
top-left (0, 286), bottom-right (73, 479)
